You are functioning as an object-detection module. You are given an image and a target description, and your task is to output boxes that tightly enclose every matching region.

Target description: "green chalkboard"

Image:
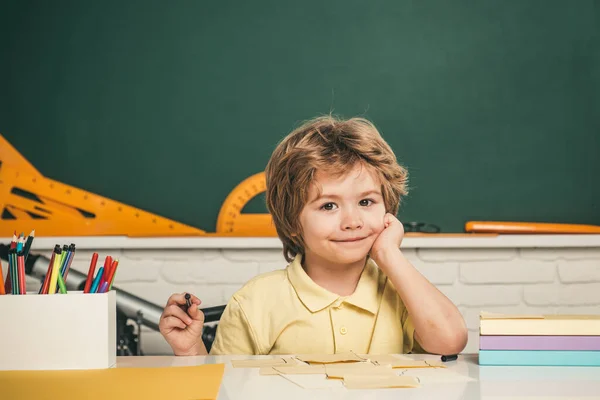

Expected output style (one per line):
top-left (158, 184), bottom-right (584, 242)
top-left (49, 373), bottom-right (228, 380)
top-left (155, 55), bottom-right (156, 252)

top-left (1, 0), bottom-right (599, 232)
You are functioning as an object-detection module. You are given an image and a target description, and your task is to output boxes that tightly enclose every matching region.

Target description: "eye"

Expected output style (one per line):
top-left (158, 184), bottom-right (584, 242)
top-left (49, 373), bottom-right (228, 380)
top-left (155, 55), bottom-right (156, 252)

top-left (359, 199), bottom-right (374, 207)
top-left (321, 202), bottom-right (338, 211)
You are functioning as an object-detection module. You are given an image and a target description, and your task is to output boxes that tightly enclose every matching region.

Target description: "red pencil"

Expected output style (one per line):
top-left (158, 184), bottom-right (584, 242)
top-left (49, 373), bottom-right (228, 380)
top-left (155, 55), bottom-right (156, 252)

top-left (17, 253), bottom-right (26, 295)
top-left (0, 258), bottom-right (5, 295)
top-left (40, 247), bottom-right (58, 294)
top-left (104, 259), bottom-right (119, 292)
top-left (99, 255), bottom-right (112, 285)
top-left (83, 253), bottom-right (99, 294)
top-left (9, 232), bottom-right (17, 250)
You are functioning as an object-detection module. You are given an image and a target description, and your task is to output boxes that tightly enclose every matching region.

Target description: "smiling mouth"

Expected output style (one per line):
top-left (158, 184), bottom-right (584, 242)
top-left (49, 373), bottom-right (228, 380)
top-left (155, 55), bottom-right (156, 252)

top-left (333, 237), bottom-right (367, 243)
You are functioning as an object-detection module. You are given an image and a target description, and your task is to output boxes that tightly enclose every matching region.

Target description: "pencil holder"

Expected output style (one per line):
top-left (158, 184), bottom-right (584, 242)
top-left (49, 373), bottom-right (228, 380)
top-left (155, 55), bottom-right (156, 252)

top-left (0, 290), bottom-right (116, 370)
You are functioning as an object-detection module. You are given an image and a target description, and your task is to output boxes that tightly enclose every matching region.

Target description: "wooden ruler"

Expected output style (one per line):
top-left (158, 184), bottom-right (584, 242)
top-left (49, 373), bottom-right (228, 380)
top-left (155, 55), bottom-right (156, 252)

top-left (465, 221), bottom-right (600, 234)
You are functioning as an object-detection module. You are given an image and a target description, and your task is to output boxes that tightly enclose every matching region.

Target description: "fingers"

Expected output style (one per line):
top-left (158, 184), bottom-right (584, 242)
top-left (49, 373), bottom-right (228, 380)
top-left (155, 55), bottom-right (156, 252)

top-left (383, 213), bottom-right (393, 228)
top-left (166, 292), bottom-right (202, 307)
top-left (160, 315), bottom-right (186, 331)
top-left (162, 304), bottom-right (193, 325)
top-left (165, 293), bottom-right (188, 307)
top-left (161, 292), bottom-right (204, 334)
top-left (188, 293), bottom-right (202, 306)
top-left (188, 304), bottom-right (205, 322)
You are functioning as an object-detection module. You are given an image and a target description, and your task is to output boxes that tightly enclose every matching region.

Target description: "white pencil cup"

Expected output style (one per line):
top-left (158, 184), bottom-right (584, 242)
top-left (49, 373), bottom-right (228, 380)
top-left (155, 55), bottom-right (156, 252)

top-left (0, 290), bottom-right (116, 370)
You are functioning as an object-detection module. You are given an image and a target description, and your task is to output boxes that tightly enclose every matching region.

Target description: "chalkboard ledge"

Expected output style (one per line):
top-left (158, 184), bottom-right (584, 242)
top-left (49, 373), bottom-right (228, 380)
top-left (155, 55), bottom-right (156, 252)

top-left (15, 234), bottom-right (600, 251)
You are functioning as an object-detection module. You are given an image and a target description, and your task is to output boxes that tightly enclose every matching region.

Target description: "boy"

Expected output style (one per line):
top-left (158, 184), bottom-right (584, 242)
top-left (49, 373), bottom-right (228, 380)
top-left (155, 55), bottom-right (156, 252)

top-left (159, 115), bottom-right (467, 356)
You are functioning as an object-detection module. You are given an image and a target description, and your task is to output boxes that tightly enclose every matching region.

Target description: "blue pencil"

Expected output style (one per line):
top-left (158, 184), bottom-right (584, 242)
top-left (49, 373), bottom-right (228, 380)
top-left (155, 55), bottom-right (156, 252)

top-left (60, 249), bottom-right (73, 277)
top-left (90, 267), bottom-right (104, 293)
top-left (16, 233), bottom-right (24, 252)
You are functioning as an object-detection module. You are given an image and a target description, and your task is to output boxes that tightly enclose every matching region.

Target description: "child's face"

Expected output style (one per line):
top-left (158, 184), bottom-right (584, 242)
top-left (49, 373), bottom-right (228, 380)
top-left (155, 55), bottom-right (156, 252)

top-left (298, 163), bottom-right (387, 268)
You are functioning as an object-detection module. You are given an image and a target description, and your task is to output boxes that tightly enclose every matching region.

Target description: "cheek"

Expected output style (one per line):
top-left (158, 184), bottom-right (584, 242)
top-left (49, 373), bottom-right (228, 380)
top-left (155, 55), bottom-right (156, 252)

top-left (300, 212), bottom-right (335, 242)
top-left (371, 221), bottom-right (385, 235)
top-left (367, 207), bottom-right (387, 233)
top-left (309, 217), bottom-right (337, 238)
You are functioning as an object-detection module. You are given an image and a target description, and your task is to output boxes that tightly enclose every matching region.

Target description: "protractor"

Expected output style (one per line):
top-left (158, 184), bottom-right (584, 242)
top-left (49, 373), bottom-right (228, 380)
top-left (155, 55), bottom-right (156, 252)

top-left (216, 172), bottom-right (277, 236)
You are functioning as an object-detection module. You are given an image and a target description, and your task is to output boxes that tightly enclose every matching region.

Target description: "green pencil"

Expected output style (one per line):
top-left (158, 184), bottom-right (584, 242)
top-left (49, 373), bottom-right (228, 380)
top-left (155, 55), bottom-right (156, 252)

top-left (57, 273), bottom-right (68, 294)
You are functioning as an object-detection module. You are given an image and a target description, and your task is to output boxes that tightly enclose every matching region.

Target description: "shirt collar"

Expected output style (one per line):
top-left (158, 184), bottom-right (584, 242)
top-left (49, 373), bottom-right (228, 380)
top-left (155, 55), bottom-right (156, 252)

top-left (287, 254), bottom-right (381, 314)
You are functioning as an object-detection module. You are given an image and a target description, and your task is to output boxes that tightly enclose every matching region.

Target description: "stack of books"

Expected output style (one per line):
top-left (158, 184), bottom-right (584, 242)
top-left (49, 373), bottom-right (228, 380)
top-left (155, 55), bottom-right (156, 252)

top-left (479, 312), bottom-right (600, 366)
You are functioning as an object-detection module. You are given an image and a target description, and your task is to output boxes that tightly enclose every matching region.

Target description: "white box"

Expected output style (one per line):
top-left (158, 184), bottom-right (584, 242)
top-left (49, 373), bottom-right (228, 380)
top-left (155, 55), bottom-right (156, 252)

top-left (0, 290), bottom-right (116, 370)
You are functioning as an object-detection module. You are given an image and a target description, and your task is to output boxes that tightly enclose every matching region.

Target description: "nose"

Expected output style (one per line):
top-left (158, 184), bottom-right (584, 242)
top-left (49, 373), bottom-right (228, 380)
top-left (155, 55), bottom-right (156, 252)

top-left (341, 207), bottom-right (363, 230)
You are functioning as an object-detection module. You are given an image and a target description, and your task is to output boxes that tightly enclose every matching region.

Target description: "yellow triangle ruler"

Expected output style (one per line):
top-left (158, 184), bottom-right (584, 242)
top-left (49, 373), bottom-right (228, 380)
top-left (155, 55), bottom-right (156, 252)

top-left (0, 134), bottom-right (276, 237)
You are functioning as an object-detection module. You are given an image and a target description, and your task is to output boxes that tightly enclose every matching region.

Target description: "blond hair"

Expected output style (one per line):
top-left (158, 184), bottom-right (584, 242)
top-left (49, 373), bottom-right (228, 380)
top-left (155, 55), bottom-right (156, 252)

top-left (265, 115), bottom-right (408, 262)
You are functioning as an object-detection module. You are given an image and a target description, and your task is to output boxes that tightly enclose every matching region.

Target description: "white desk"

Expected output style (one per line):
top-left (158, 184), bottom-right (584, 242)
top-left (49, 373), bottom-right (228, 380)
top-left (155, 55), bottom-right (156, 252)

top-left (116, 353), bottom-right (600, 400)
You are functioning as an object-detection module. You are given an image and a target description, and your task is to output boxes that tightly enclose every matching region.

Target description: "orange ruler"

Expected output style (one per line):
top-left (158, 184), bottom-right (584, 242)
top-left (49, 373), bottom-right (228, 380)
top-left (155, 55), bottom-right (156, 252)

top-left (465, 221), bottom-right (600, 234)
top-left (0, 134), bottom-right (206, 237)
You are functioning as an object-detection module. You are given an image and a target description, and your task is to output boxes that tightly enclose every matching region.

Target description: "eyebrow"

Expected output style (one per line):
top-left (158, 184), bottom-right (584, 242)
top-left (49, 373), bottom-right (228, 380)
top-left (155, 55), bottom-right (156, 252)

top-left (311, 190), bottom-right (382, 204)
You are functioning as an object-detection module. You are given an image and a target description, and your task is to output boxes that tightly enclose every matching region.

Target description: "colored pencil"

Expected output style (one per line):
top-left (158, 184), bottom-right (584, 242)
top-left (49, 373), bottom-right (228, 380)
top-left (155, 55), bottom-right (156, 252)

top-left (48, 248), bottom-right (63, 295)
top-left (40, 245), bottom-right (59, 294)
top-left (10, 232), bottom-right (16, 250)
top-left (23, 229), bottom-right (35, 262)
top-left (17, 252), bottom-right (26, 295)
top-left (5, 234), bottom-right (16, 293)
top-left (84, 253), bottom-right (99, 293)
top-left (16, 233), bottom-right (24, 252)
top-left (10, 250), bottom-right (18, 294)
top-left (98, 281), bottom-right (109, 294)
top-left (57, 272), bottom-right (67, 294)
top-left (53, 245), bottom-right (69, 292)
top-left (0, 257), bottom-right (5, 295)
top-left (3, 254), bottom-right (10, 294)
top-left (62, 244), bottom-right (76, 281)
top-left (102, 256), bottom-right (112, 283)
top-left (90, 267), bottom-right (104, 293)
top-left (108, 259), bottom-right (119, 290)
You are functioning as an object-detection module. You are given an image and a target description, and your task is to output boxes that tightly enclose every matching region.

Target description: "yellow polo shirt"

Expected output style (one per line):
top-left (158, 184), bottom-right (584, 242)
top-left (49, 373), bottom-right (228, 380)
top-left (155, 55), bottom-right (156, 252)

top-left (209, 255), bottom-right (422, 355)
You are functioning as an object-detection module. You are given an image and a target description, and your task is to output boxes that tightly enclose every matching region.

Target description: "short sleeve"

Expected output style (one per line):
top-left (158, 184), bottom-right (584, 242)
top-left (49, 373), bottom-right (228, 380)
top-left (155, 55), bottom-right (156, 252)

top-left (209, 296), bottom-right (259, 355)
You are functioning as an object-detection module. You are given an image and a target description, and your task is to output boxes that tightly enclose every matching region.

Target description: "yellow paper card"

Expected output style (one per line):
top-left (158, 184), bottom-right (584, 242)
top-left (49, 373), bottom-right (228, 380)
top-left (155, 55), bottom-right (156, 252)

top-left (480, 311), bottom-right (600, 320)
top-left (358, 354), bottom-right (413, 366)
top-left (326, 365), bottom-right (395, 380)
top-left (0, 364), bottom-right (224, 400)
top-left (295, 352), bottom-right (364, 364)
top-left (259, 367), bottom-right (281, 376)
top-left (389, 360), bottom-right (445, 369)
top-left (280, 374), bottom-right (345, 389)
top-left (480, 311), bottom-right (544, 319)
top-left (259, 365), bottom-right (326, 375)
top-left (343, 375), bottom-right (419, 389)
top-left (274, 365), bottom-right (326, 375)
top-left (544, 314), bottom-right (600, 320)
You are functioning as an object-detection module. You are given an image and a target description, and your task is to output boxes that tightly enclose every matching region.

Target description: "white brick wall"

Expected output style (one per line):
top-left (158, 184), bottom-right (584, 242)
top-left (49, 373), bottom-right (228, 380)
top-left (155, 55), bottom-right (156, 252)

top-left (42, 245), bottom-right (600, 355)
top-left (460, 261), bottom-right (556, 283)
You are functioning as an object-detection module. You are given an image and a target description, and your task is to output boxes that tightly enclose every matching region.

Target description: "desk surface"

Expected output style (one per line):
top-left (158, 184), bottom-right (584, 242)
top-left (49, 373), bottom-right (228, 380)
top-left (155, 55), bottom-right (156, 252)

top-left (116, 353), bottom-right (600, 400)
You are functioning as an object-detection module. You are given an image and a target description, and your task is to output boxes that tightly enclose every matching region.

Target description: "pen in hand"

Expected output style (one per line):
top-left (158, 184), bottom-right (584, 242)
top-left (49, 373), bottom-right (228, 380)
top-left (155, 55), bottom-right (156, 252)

top-left (185, 293), bottom-right (192, 314)
top-left (159, 292), bottom-right (206, 356)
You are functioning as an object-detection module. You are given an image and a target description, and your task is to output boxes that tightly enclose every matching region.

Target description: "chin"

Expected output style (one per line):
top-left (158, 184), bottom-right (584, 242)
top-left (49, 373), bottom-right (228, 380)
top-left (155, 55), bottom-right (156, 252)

top-left (327, 250), bottom-right (370, 266)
